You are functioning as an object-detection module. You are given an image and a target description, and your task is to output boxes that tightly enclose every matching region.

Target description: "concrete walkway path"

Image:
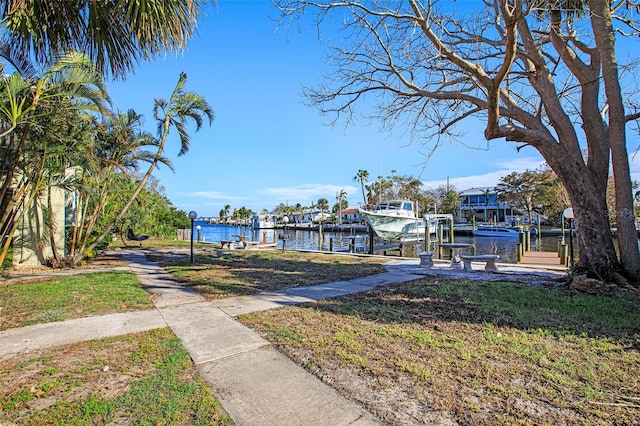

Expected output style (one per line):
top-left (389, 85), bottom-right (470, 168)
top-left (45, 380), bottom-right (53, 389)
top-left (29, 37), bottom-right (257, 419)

top-left (1, 249), bottom-right (565, 424)
top-left (1, 250), bottom-right (427, 425)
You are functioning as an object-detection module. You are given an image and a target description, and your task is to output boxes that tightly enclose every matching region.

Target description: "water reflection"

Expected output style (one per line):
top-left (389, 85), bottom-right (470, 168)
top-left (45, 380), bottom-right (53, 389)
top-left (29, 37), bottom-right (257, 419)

top-left (193, 222), bottom-right (565, 264)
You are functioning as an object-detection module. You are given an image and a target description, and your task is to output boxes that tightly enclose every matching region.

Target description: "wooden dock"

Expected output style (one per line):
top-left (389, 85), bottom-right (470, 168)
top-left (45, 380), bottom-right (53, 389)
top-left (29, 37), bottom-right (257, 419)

top-left (518, 251), bottom-right (564, 266)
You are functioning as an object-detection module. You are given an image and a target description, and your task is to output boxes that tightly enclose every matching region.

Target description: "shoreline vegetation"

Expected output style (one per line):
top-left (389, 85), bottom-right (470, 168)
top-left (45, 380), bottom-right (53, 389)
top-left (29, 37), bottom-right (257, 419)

top-left (1, 243), bottom-right (639, 424)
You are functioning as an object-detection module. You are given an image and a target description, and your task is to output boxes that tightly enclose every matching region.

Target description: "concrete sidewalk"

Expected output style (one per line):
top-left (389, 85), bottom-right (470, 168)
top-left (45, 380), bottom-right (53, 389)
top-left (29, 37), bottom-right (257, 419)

top-left (1, 249), bottom-right (565, 424)
top-left (1, 250), bottom-right (425, 425)
top-left (123, 250), bottom-right (423, 425)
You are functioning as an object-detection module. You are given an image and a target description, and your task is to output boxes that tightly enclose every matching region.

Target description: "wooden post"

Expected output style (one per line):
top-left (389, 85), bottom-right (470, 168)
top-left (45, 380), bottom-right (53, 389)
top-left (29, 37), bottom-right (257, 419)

top-left (368, 226), bottom-right (374, 254)
top-left (424, 221), bottom-right (430, 251)
top-left (329, 238), bottom-right (333, 252)
top-left (560, 244), bottom-right (568, 265)
top-left (517, 243), bottom-right (522, 263)
top-left (349, 237), bottom-right (355, 253)
top-left (449, 218), bottom-right (455, 243)
top-left (557, 236), bottom-right (563, 256)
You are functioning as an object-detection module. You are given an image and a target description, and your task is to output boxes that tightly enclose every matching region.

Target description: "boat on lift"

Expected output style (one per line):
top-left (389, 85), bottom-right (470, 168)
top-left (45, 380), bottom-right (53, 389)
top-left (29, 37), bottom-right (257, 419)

top-left (359, 199), bottom-right (452, 241)
top-left (251, 213), bottom-right (277, 229)
top-left (472, 224), bottom-right (523, 238)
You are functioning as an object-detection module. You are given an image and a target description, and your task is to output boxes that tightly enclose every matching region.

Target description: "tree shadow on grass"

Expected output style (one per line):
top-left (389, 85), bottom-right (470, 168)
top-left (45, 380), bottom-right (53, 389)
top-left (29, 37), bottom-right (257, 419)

top-left (148, 250), bottom-right (388, 300)
top-left (309, 277), bottom-right (640, 347)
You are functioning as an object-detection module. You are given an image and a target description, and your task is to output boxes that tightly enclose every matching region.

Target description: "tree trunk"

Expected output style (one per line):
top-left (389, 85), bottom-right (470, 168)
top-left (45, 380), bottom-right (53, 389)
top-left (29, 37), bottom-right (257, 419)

top-left (552, 156), bottom-right (621, 285)
top-left (77, 116), bottom-right (171, 263)
top-left (589, 0), bottom-right (640, 280)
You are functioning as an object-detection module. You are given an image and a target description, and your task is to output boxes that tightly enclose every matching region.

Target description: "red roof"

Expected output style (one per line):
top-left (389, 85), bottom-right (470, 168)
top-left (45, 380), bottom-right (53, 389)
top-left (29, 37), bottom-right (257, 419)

top-left (341, 208), bottom-right (359, 214)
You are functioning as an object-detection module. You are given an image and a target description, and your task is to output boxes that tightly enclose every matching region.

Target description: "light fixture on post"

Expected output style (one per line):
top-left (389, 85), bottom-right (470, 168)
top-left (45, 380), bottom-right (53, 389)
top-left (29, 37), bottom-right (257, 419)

top-left (188, 210), bottom-right (198, 264)
top-left (563, 207), bottom-right (574, 267)
top-left (281, 215), bottom-right (289, 252)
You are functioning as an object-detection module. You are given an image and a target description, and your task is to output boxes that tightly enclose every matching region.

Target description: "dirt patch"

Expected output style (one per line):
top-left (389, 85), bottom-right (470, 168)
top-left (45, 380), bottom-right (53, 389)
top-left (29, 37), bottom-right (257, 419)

top-left (240, 276), bottom-right (640, 425)
top-left (2, 251), bottom-right (129, 283)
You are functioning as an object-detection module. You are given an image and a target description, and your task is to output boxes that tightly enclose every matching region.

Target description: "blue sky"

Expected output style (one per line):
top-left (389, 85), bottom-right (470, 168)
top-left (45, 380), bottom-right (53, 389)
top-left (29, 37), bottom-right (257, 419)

top-left (107, 0), bottom-right (638, 218)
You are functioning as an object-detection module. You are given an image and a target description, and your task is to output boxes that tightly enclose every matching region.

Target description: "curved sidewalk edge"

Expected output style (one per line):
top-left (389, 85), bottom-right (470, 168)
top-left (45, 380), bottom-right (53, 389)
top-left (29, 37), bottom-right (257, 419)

top-left (122, 250), bottom-right (389, 425)
top-left (0, 249), bottom-right (425, 425)
top-left (0, 310), bottom-right (166, 359)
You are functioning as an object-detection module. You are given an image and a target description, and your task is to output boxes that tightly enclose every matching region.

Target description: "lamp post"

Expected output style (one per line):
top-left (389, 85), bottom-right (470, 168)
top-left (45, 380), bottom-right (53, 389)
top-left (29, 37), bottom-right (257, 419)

top-left (281, 215), bottom-right (289, 252)
top-left (563, 207), bottom-right (574, 267)
top-left (188, 210), bottom-right (197, 264)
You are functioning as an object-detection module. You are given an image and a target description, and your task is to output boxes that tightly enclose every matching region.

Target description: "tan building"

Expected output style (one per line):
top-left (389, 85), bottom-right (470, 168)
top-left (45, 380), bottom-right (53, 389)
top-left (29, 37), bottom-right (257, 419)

top-left (13, 188), bottom-right (66, 268)
top-left (12, 168), bottom-right (79, 268)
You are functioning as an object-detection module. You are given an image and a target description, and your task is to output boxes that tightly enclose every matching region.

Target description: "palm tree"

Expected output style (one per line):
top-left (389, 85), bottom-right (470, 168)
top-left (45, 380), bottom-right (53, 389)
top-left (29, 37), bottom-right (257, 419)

top-left (0, 0), bottom-right (208, 78)
top-left (316, 197), bottom-right (329, 247)
top-left (295, 202), bottom-right (302, 224)
top-left (84, 72), bottom-right (213, 258)
top-left (69, 109), bottom-right (160, 260)
top-left (353, 169), bottom-right (369, 206)
top-left (0, 52), bottom-right (110, 265)
top-left (223, 204), bottom-right (231, 224)
top-left (335, 189), bottom-right (347, 224)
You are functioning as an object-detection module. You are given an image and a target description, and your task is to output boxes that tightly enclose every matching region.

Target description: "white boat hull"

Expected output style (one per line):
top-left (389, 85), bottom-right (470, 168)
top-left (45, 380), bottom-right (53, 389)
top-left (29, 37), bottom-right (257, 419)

top-left (251, 214), bottom-right (276, 229)
top-left (472, 226), bottom-right (522, 238)
top-left (360, 211), bottom-right (440, 241)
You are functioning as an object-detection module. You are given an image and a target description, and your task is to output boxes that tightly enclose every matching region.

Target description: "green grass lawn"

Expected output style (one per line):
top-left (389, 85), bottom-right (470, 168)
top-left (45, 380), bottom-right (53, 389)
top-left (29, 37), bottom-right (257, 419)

top-left (0, 328), bottom-right (232, 425)
top-left (0, 271), bottom-right (153, 330)
top-left (146, 249), bottom-right (389, 300)
top-left (3, 246), bottom-right (640, 424)
top-left (240, 278), bottom-right (640, 425)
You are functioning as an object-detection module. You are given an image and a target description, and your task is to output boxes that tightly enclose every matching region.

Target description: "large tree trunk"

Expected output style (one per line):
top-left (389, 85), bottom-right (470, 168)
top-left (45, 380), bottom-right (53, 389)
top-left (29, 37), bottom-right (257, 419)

top-left (589, 0), bottom-right (640, 280)
top-left (550, 153), bottom-right (622, 288)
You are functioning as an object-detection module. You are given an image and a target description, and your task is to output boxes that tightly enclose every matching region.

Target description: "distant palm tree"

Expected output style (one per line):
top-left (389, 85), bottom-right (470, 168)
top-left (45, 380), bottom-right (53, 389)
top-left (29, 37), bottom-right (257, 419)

top-left (295, 203), bottom-right (302, 223)
top-left (86, 72), bottom-right (213, 257)
top-left (353, 169), bottom-right (369, 206)
top-left (317, 197), bottom-right (329, 246)
top-left (336, 189), bottom-right (347, 224)
top-left (317, 197), bottom-right (329, 219)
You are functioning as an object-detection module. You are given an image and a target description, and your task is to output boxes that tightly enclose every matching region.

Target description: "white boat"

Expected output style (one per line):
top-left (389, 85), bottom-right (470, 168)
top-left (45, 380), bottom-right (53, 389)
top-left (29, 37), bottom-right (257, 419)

top-left (472, 224), bottom-right (522, 238)
top-left (251, 213), bottom-right (277, 229)
top-left (359, 200), bottom-right (452, 241)
top-left (311, 211), bottom-right (331, 223)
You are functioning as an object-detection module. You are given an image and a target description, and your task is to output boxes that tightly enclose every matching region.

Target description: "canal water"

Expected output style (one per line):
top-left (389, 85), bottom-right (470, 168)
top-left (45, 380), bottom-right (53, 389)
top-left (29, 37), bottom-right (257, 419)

top-left (192, 221), bottom-right (566, 264)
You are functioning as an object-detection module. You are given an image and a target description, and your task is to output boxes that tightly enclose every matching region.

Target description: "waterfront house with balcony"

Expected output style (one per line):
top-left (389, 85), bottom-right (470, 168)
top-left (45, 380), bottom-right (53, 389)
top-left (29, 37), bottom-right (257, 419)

top-left (458, 187), bottom-right (516, 223)
top-left (338, 208), bottom-right (362, 224)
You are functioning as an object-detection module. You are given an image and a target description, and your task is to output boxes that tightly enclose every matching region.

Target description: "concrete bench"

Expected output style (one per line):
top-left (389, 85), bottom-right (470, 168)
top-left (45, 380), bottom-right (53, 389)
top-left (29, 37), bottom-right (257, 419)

top-left (418, 251), bottom-right (434, 268)
top-left (220, 240), bottom-right (236, 249)
top-left (459, 254), bottom-right (500, 272)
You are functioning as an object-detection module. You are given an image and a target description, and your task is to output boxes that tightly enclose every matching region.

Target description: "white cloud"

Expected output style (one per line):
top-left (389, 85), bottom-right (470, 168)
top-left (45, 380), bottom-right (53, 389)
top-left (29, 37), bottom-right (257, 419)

top-left (422, 157), bottom-right (546, 190)
top-left (262, 183), bottom-right (359, 205)
top-left (187, 191), bottom-right (251, 203)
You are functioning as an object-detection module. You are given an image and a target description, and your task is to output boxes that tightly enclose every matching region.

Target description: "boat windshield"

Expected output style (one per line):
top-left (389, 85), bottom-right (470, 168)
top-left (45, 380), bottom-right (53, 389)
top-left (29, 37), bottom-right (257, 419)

top-left (375, 201), bottom-right (413, 211)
